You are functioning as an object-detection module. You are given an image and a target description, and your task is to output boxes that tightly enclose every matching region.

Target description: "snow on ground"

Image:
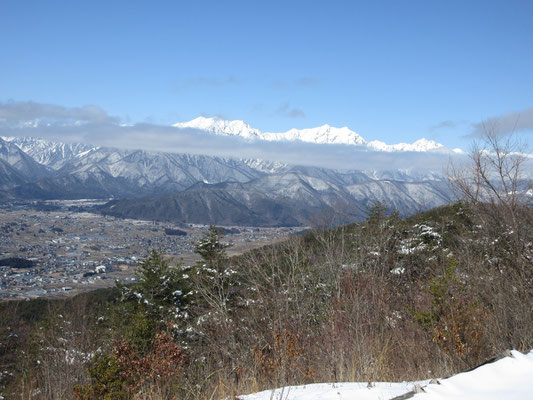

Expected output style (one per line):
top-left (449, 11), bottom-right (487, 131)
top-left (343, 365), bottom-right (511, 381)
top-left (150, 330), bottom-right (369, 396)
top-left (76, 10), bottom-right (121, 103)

top-left (238, 350), bottom-right (533, 400)
top-left (412, 350), bottom-right (533, 400)
top-left (238, 381), bottom-right (427, 400)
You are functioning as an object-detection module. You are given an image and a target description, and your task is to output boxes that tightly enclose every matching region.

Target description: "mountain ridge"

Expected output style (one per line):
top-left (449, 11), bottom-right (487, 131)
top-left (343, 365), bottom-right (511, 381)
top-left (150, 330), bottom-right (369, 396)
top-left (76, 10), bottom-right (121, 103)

top-left (0, 135), bottom-right (454, 226)
top-left (98, 171), bottom-right (452, 226)
top-left (173, 116), bottom-right (464, 153)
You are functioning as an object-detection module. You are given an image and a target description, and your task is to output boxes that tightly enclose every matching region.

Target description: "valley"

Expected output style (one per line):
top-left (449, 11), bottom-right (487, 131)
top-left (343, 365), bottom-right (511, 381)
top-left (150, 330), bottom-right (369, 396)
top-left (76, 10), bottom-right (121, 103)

top-left (0, 129), bottom-right (456, 303)
top-left (0, 200), bottom-right (304, 300)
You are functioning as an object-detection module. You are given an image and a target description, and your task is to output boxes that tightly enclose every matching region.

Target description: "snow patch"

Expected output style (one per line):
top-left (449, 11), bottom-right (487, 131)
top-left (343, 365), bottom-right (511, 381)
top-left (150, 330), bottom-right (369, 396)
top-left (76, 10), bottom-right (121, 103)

top-left (238, 350), bottom-right (533, 400)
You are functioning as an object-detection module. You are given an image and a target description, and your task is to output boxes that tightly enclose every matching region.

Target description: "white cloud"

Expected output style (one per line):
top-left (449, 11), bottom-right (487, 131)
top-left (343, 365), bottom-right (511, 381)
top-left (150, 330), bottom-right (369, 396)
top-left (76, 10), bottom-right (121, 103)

top-left (0, 100), bottom-right (463, 172)
top-left (0, 101), bottom-right (118, 124)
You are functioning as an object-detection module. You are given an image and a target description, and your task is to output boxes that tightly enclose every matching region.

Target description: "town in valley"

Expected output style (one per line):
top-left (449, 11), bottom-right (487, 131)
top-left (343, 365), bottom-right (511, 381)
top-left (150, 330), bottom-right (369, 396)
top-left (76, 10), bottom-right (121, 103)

top-left (0, 199), bottom-right (304, 300)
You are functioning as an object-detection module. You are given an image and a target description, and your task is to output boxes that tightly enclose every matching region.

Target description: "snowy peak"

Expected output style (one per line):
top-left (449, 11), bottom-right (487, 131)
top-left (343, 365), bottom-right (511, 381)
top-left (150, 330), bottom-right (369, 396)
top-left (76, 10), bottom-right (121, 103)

top-left (0, 136), bottom-right (50, 179)
top-left (173, 117), bottom-right (452, 153)
top-left (269, 124), bottom-right (366, 146)
top-left (3, 136), bottom-right (97, 169)
top-left (173, 116), bottom-right (261, 139)
top-left (368, 138), bottom-right (445, 152)
top-left (396, 138), bottom-right (444, 152)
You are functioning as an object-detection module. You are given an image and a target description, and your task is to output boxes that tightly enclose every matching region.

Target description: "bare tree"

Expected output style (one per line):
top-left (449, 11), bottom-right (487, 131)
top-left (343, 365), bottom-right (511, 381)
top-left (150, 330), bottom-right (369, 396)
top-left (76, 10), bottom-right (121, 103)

top-left (448, 126), bottom-right (532, 259)
top-left (447, 126), bottom-right (533, 351)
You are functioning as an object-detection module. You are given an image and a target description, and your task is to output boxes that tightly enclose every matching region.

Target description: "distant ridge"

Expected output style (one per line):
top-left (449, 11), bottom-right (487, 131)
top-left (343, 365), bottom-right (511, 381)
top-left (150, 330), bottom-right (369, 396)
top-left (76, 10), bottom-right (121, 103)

top-left (174, 116), bottom-right (464, 153)
top-left (98, 171), bottom-right (452, 226)
top-left (0, 134), bottom-right (454, 226)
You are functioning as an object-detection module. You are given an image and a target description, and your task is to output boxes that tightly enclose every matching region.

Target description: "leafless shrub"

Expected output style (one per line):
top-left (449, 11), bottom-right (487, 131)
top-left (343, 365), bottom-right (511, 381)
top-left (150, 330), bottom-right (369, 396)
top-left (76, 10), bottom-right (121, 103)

top-left (448, 128), bottom-right (533, 260)
top-left (447, 126), bottom-right (533, 352)
top-left (19, 298), bottom-right (96, 400)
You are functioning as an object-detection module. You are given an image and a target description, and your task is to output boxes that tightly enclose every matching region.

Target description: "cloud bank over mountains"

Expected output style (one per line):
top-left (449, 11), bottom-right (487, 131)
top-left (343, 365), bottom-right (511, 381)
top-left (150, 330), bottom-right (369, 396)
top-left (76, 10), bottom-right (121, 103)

top-left (0, 101), bottom-right (118, 124)
top-left (0, 100), bottom-right (500, 172)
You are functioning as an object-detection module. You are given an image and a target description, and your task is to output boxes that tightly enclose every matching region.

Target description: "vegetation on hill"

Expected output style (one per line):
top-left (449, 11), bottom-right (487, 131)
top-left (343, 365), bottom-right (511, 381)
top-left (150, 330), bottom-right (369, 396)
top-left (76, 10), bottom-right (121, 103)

top-left (1, 132), bottom-right (531, 399)
top-left (1, 197), bottom-right (531, 399)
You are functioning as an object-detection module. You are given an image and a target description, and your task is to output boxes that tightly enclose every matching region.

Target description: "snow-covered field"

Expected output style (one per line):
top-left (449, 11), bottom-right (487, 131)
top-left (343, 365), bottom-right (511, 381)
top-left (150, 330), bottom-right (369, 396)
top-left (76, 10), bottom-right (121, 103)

top-left (238, 350), bottom-right (533, 400)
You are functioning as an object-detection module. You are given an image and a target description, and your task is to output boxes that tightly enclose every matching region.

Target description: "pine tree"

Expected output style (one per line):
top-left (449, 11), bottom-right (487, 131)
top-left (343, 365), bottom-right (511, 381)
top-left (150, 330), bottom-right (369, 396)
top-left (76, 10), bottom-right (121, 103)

top-left (119, 249), bottom-right (193, 322)
top-left (194, 226), bottom-right (230, 272)
top-left (193, 226), bottom-right (238, 315)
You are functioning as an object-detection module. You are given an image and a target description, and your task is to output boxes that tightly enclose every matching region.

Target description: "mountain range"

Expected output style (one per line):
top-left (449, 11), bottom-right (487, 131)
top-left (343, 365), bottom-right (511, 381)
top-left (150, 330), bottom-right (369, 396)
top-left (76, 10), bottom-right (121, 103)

top-left (0, 118), bottom-right (457, 225)
top-left (99, 172), bottom-right (450, 226)
top-left (174, 116), bottom-right (464, 153)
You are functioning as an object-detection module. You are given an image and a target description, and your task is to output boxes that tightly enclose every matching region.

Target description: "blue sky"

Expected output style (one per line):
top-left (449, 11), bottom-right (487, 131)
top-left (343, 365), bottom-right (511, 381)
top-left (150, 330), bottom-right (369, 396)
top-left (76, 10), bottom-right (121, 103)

top-left (1, 0), bottom-right (533, 149)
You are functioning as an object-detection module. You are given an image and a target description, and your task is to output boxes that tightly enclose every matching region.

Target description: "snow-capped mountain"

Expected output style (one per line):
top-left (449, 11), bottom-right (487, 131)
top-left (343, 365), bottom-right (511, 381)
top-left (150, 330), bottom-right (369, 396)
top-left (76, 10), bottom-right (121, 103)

top-left (2, 136), bottom-right (97, 169)
top-left (0, 137), bottom-right (50, 180)
top-left (173, 117), bottom-right (366, 146)
top-left (173, 116), bottom-right (364, 145)
top-left (56, 148), bottom-right (269, 194)
top-left (0, 133), bottom-right (454, 225)
top-left (173, 116), bottom-right (454, 153)
top-left (368, 138), bottom-right (444, 152)
top-left (99, 170), bottom-right (452, 226)
top-left (173, 116), bottom-right (262, 139)
top-left (265, 124), bottom-right (366, 146)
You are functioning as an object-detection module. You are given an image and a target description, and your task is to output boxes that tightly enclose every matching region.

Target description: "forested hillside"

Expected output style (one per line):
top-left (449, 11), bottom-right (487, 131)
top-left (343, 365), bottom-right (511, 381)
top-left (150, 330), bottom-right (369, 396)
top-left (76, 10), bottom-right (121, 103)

top-left (1, 196), bottom-right (532, 399)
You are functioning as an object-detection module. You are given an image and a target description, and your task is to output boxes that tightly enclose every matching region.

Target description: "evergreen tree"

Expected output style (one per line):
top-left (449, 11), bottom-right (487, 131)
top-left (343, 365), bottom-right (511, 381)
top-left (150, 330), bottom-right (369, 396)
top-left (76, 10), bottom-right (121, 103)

top-left (119, 249), bottom-right (193, 322)
top-left (193, 226), bottom-right (238, 315)
top-left (194, 226), bottom-right (230, 272)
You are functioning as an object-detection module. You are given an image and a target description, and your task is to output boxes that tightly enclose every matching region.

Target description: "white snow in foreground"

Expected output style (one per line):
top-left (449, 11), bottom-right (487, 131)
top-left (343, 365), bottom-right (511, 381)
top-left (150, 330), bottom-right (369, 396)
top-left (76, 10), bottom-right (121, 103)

top-left (238, 350), bottom-right (533, 400)
top-left (238, 381), bottom-right (427, 400)
top-left (413, 350), bottom-right (533, 400)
